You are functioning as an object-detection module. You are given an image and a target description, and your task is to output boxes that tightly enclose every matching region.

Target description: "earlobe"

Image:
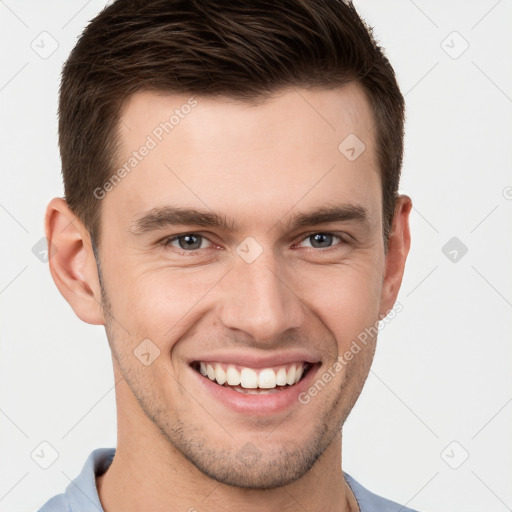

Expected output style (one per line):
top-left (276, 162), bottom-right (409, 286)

top-left (45, 197), bottom-right (105, 325)
top-left (379, 194), bottom-right (412, 317)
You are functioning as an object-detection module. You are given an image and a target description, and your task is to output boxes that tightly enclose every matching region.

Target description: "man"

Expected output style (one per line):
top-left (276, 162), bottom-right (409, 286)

top-left (40, 0), bottom-right (414, 510)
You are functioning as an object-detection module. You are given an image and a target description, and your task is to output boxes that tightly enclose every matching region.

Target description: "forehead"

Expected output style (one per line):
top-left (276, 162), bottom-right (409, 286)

top-left (105, 84), bottom-right (381, 233)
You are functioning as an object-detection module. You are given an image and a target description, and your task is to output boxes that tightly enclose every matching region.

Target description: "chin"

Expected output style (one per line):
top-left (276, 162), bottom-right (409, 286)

top-left (162, 417), bottom-right (337, 490)
top-left (187, 445), bottom-right (323, 490)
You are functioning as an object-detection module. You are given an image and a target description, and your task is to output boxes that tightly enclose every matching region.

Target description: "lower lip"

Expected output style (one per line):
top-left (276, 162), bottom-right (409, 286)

top-left (192, 364), bottom-right (320, 415)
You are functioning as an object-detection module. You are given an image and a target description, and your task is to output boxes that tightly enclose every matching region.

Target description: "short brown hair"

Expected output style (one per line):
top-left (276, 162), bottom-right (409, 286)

top-left (59, 0), bottom-right (405, 249)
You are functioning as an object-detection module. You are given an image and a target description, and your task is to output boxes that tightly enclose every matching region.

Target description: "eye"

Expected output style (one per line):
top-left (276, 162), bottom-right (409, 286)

top-left (164, 233), bottom-right (213, 251)
top-left (298, 232), bottom-right (344, 249)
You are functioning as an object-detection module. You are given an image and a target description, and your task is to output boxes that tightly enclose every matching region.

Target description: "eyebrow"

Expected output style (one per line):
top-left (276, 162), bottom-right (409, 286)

top-left (129, 204), bottom-right (369, 235)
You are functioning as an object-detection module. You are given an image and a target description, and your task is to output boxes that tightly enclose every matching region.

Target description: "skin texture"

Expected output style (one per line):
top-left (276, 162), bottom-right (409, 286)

top-left (46, 83), bottom-right (412, 512)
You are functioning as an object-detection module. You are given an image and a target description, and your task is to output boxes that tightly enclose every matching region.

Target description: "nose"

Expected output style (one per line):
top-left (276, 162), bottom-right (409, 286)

top-left (218, 254), bottom-right (305, 343)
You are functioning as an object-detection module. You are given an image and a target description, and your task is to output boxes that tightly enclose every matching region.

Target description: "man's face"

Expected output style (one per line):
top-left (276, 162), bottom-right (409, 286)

top-left (97, 84), bottom-right (394, 488)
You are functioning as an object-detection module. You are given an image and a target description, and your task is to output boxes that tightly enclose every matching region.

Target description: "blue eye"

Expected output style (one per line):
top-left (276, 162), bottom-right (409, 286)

top-left (165, 234), bottom-right (211, 251)
top-left (160, 231), bottom-right (348, 256)
top-left (299, 233), bottom-right (343, 249)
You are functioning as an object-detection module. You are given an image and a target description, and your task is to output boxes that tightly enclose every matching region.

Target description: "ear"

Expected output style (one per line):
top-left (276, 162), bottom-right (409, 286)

top-left (379, 194), bottom-right (412, 317)
top-left (45, 197), bottom-right (105, 325)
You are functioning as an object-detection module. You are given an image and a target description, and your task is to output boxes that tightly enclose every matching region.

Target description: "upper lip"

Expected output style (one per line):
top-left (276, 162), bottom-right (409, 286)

top-left (189, 351), bottom-right (321, 369)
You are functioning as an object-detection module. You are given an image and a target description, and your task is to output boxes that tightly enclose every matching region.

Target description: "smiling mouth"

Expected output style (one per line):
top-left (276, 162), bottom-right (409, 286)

top-left (191, 361), bottom-right (312, 394)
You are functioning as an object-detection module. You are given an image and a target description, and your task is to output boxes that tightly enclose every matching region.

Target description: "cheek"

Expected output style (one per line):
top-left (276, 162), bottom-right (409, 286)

top-left (103, 242), bottom-right (384, 354)
top-left (107, 264), bottom-right (227, 344)
top-left (298, 260), bottom-right (383, 350)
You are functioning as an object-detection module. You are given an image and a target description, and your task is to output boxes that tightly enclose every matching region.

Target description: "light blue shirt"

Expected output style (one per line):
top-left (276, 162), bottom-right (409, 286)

top-left (38, 448), bottom-right (419, 512)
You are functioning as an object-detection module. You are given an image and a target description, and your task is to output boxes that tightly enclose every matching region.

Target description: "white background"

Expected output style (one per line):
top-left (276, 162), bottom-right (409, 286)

top-left (1, 1), bottom-right (511, 511)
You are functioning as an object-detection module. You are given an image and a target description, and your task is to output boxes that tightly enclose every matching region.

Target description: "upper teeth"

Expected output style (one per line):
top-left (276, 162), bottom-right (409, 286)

top-left (198, 362), bottom-right (306, 389)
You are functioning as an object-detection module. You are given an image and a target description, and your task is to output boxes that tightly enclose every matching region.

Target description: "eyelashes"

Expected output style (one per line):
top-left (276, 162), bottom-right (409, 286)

top-left (160, 231), bottom-right (351, 256)
top-left (163, 233), bottom-right (213, 252)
